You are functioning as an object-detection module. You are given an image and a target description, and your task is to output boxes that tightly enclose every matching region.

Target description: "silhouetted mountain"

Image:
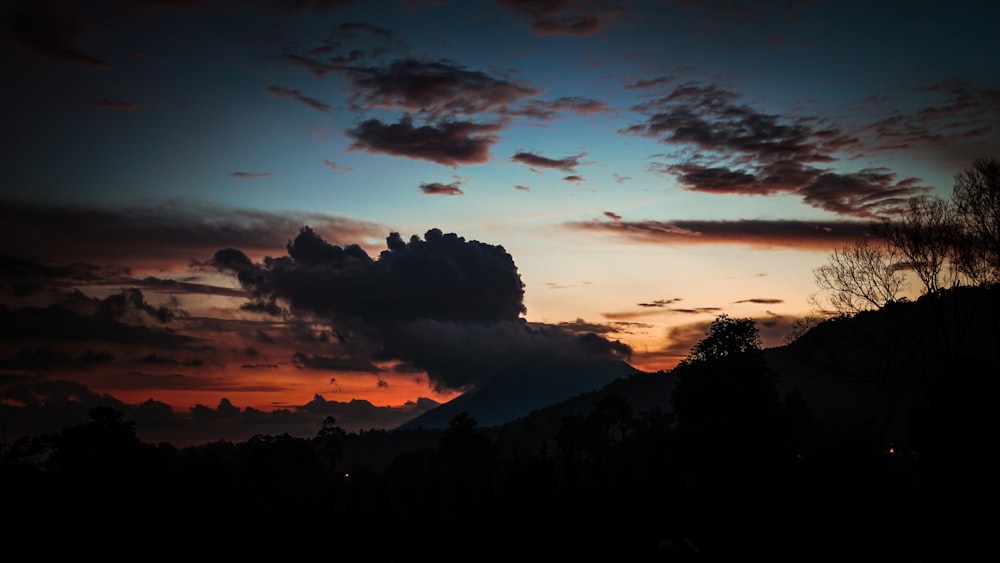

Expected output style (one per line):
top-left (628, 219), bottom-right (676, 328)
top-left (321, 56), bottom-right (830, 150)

top-left (487, 284), bottom-right (999, 446)
top-left (765, 284), bottom-right (1000, 435)
top-left (396, 360), bottom-right (640, 430)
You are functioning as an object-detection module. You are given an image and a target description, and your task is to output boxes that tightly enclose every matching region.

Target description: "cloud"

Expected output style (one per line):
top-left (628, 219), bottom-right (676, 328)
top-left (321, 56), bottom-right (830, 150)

top-left (602, 305), bottom-right (721, 320)
top-left (419, 180), bottom-right (464, 196)
top-left (565, 217), bottom-right (876, 250)
top-left (279, 22), bottom-right (405, 77)
top-left (637, 298), bottom-right (682, 308)
top-left (0, 198), bottom-right (388, 266)
top-left (625, 76), bottom-right (674, 90)
top-left (95, 98), bottom-right (138, 110)
top-left (734, 298), bottom-right (784, 304)
top-left (292, 352), bottom-right (382, 373)
top-left (562, 175), bottom-right (585, 184)
top-left (258, 0), bottom-right (355, 15)
top-left (511, 96), bottom-right (612, 120)
top-left (0, 375), bottom-right (440, 446)
top-left (0, 299), bottom-right (194, 347)
top-left (266, 85), bottom-right (331, 112)
top-left (500, 0), bottom-right (629, 36)
top-left (231, 172), bottom-right (274, 179)
top-left (7, 1), bottom-right (112, 68)
top-left (623, 82), bottom-right (931, 217)
top-left (556, 318), bottom-right (653, 336)
top-left (343, 58), bottom-right (539, 118)
top-left (210, 226), bottom-right (631, 391)
top-left (322, 159), bottom-right (354, 172)
top-left (347, 116), bottom-right (501, 167)
top-left (604, 211), bottom-right (622, 221)
top-left (515, 185), bottom-right (531, 192)
top-left (511, 151), bottom-right (586, 172)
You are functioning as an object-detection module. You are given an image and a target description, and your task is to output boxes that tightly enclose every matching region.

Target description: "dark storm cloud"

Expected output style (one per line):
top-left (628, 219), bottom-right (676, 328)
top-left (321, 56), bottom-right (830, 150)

top-left (343, 58), bottom-right (540, 117)
top-left (212, 226), bottom-right (525, 326)
top-left (347, 116), bottom-right (501, 167)
top-left (128, 276), bottom-right (248, 298)
top-left (265, 85), bottom-right (331, 112)
top-left (565, 217), bottom-right (875, 250)
top-left (0, 302), bottom-right (194, 347)
top-left (211, 227), bottom-right (631, 391)
top-left (0, 255), bottom-right (131, 297)
top-left (6, 1), bottom-right (112, 68)
top-left (95, 98), bottom-right (138, 110)
top-left (0, 198), bottom-right (387, 265)
top-left (292, 352), bottom-right (381, 373)
top-left (376, 319), bottom-right (631, 392)
top-left (511, 151), bottom-right (586, 172)
top-left (500, 0), bottom-right (628, 36)
top-left (623, 82), bottom-right (931, 217)
top-left (0, 346), bottom-right (114, 371)
top-left (419, 180), bottom-right (464, 196)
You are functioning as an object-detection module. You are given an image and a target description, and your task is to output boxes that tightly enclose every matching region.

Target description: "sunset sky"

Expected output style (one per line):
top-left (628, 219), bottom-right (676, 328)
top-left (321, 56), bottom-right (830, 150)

top-left (2, 0), bottom-right (998, 446)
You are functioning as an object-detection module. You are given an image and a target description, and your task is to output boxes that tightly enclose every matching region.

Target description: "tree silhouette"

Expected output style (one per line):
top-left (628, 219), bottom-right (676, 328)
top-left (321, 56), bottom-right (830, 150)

top-left (951, 156), bottom-right (1000, 285)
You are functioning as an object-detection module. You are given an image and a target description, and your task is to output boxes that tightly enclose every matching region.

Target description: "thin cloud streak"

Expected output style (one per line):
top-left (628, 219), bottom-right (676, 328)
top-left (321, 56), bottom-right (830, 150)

top-left (566, 217), bottom-right (875, 250)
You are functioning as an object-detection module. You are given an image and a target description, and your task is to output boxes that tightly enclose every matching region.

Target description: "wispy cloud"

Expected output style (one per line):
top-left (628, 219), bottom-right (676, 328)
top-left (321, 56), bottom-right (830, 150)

top-left (322, 159), bottom-right (354, 172)
top-left (419, 180), bottom-right (464, 196)
top-left (622, 82), bottom-right (931, 217)
top-left (511, 151), bottom-right (586, 172)
top-left (500, 0), bottom-right (628, 37)
top-left (231, 172), bottom-right (274, 179)
top-left (266, 85), bottom-right (331, 112)
top-left (565, 217), bottom-right (875, 250)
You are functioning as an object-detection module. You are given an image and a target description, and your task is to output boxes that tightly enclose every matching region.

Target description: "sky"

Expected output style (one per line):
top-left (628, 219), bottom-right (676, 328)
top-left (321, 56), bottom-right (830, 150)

top-left (2, 0), bottom-right (998, 446)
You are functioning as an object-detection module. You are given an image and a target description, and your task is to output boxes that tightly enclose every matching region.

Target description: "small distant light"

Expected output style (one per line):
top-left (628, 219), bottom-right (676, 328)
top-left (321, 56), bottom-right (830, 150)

top-left (888, 447), bottom-right (895, 455)
top-left (344, 473), bottom-right (350, 478)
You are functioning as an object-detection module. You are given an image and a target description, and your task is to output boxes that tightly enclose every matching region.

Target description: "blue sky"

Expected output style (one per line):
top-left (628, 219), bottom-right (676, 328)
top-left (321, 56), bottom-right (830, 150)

top-left (2, 0), bottom-right (998, 445)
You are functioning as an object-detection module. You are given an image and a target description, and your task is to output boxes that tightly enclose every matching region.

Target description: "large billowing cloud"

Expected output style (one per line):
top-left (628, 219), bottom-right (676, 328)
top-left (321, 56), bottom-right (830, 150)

top-left (623, 82), bottom-right (931, 217)
top-left (210, 226), bottom-right (631, 391)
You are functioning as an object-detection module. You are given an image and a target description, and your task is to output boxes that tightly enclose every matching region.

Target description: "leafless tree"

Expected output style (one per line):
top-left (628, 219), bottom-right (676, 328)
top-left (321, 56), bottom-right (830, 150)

top-left (872, 195), bottom-right (959, 295)
top-left (951, 156), bottom-right (1000, 285)
top-left (811, 237), bottom-right (907, 315)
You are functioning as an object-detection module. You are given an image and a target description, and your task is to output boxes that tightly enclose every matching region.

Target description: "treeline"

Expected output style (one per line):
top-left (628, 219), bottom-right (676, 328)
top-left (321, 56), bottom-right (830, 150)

top-left (1, 316), bottom-right (962, 561)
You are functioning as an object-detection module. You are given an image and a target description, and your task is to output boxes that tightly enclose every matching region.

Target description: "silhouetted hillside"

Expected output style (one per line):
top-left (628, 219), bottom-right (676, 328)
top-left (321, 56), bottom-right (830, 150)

top-left (397, 360), bottom-right (640, 430)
